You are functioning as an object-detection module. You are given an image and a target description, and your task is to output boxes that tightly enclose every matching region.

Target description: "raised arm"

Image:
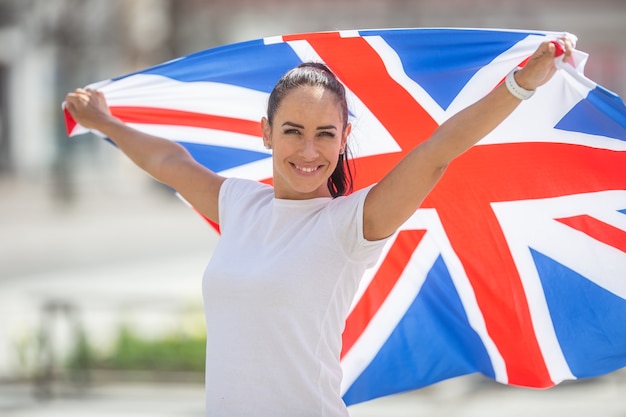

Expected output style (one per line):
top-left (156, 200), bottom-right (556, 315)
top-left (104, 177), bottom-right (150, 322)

top-left (64, 89), bottom-right (225, 223)
top-left (363, 38), bottom-right (573, 241)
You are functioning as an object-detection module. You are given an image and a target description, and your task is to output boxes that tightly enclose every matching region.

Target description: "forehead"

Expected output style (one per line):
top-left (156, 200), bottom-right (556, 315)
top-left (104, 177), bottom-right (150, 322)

top-left (275, 86), bottom-right (343, 121)
top-left (281, 85), bottom-right (340, 106)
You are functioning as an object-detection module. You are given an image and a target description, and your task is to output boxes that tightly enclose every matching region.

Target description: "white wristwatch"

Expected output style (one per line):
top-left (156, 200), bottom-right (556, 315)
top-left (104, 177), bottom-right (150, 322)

top-left (505, 67), bottom-right (535, 100)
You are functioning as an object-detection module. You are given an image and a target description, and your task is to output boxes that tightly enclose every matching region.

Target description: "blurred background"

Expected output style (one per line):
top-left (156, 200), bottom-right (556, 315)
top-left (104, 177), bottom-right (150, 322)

top-left (0, 0), bottom-right (625, 416)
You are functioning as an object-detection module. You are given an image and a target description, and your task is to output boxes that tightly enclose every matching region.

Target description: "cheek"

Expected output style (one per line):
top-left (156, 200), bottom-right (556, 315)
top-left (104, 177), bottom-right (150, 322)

top-left (271, 139), bottom-right (295, 156)
top-left (326, 143), bottom-right (343, 160)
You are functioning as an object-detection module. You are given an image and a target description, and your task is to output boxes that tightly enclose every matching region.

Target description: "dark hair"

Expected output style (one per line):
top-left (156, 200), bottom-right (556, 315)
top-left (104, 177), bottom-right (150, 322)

top-left (267, 62), bottom-right (354, 197)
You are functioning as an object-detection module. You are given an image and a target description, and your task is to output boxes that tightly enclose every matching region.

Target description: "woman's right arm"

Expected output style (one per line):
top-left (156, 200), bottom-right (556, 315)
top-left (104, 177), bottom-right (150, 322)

top-left (64, 88), bottom-right (225, 223)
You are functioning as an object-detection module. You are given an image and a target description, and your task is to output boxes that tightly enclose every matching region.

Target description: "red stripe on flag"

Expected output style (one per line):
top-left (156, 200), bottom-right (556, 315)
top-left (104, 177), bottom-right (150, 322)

top-left (109, 106), bottom-right (262, 137)
top-left (557, 214), bottom-right (626, 253)
top-left (436, 203), bottom-right (553, 386)
top-left (341, 229), bottom-right (426, 358)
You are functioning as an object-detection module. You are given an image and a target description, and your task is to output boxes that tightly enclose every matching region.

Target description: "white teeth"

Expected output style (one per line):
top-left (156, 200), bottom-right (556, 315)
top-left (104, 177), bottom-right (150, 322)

top-left (295, 165), bottom-right (317, 173)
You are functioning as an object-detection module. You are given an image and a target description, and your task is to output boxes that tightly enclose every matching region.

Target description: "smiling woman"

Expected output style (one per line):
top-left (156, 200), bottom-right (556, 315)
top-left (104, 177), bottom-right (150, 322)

top-left (63, 38), bottom-right (572, 417)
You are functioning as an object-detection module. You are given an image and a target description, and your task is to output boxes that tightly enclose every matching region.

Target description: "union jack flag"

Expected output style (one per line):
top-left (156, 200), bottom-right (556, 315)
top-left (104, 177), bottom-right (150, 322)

top-left (65, 28), bottom-right (626, 406)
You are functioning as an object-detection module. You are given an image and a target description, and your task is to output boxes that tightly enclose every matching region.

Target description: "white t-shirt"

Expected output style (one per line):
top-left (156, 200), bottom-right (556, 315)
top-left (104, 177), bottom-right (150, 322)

top-left (202, 178), bottom-right (389, 417)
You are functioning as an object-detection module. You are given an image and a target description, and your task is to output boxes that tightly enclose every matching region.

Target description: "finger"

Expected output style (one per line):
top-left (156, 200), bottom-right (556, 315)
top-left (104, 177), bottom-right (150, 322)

top-left (65, 93), bottom-right (82, 107)
top-left (64, 100), bottom-right (77, 115)
top-left (550, 40), bottom-right (565, 57)
top-left (563, 36), bottom-right (573, 56)
top-left (72, 90), bottom-right (89, 102)
top-left (540, 40), bottom-right (557, 61)
top-left (561, 36), bottom-right (576, 65)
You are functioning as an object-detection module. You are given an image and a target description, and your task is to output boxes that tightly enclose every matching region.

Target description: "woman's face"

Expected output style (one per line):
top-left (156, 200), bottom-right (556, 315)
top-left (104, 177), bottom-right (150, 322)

top-left (262, 86), bottom-right (350, 200)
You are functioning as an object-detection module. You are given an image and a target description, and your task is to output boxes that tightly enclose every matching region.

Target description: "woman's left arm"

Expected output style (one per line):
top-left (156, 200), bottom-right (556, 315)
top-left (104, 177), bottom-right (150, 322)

top-left (363, 38), bottom-right (573, 241)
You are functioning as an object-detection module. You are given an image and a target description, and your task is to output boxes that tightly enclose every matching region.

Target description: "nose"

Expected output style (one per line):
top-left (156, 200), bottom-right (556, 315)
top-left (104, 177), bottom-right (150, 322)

top-left (299, 137), bottom-right (319, 160)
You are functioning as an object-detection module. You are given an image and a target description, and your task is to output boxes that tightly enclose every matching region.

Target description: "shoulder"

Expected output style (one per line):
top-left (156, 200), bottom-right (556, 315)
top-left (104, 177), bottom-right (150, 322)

top-left (328, 185), bottom-right (373, 212)
top-left (220, 177), bottom-right (273, 202)
top-left (327, 185), bottom-right (380, 242)
top-left (218, 178), bottom-right (274, 228)
top-left (327, 185), bottom-right (391, 265)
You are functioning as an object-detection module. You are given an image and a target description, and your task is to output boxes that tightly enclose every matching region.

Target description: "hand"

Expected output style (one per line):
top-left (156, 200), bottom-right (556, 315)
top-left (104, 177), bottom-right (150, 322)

top-left (64, 88), bottom-right (115, 131)
top-left (514, 35), bottom-right (574, 91)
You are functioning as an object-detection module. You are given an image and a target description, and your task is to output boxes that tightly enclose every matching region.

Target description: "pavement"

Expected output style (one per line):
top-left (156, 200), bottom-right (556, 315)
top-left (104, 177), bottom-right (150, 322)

top-left (1, 176), bottom-right (625, 417)
top-left (1, 372), bottom-right (626, 417)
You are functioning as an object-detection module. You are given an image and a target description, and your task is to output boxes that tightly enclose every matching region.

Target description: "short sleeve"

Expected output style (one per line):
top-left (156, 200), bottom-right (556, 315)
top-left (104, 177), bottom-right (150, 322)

top-left (327, 186), bottom-right (391, 268)
top-left (217, 178), bottom-right (274, 234)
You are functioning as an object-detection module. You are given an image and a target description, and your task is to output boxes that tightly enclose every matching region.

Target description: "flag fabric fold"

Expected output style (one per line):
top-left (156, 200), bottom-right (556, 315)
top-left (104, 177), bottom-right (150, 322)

top-left (65, 27), bottom-right (626, 406)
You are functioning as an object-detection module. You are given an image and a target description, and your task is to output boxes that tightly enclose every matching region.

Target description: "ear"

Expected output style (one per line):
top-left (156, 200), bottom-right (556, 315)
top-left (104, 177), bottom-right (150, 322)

top-left (341, 123), bottom-right (352, 152)
top-left (261, 117), bottom-right (272, 149)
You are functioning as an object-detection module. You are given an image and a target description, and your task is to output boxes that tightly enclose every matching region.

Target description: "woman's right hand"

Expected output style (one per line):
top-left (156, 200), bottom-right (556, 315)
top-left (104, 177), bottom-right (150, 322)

top-left (65, 87), bottom-right (224, 223)
top-left (64, 88), bottom-right (117, 131)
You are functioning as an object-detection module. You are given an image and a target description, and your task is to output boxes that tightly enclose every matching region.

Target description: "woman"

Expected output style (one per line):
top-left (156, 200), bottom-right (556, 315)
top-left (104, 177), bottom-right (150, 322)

top-left (65, 38), bottom-right (572, 417)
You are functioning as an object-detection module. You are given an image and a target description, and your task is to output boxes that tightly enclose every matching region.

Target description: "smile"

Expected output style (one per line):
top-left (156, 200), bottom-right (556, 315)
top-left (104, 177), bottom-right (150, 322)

top-left (293, 163), bottom-right (321, 173)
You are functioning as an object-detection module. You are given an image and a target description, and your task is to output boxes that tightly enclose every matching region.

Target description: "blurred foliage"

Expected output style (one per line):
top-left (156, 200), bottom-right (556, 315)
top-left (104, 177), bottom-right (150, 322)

top-left (67, 327), bottom-right (94, 371)
top-left (67, 324), bottom-right (205, 374)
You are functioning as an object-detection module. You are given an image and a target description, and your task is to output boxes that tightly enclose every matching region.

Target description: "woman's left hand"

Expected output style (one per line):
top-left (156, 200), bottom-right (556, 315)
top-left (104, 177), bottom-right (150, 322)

top-left (514, 36), bottom-right (574, 91)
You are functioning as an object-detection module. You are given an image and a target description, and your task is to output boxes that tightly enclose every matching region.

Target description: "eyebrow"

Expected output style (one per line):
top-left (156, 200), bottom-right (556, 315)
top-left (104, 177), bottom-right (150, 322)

top-left (281, 121), bottom-right (337, 130)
